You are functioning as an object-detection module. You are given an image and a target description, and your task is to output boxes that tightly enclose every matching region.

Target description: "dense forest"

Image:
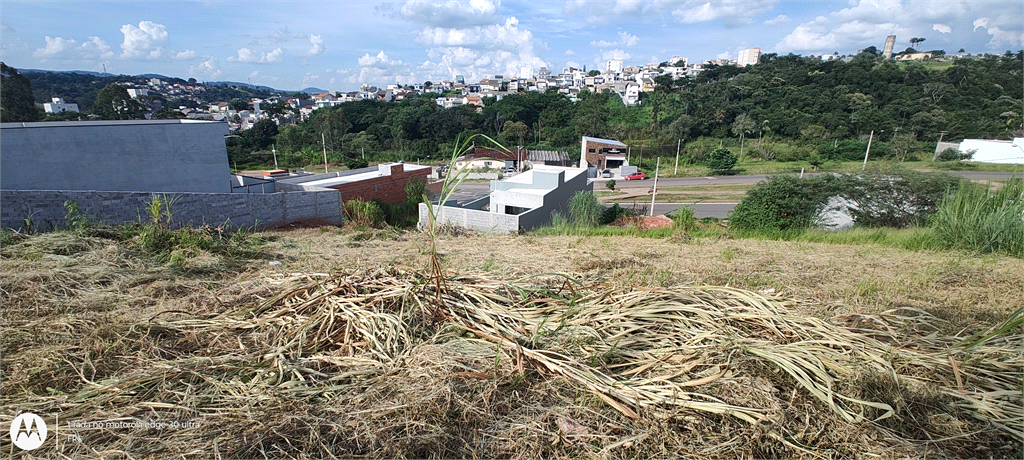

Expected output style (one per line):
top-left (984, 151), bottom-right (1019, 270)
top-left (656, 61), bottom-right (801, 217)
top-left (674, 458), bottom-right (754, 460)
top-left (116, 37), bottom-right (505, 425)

top-left (235, 50), bottom-right (1022, 169)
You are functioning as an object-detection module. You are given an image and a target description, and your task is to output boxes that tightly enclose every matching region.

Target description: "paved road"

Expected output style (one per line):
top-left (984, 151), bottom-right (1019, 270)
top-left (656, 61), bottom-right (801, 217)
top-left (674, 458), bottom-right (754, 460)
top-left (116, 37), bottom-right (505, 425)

top-left (452, 170), bottom-right (1018, 219)
top-left (608, 170), bottom-right (1019, 189)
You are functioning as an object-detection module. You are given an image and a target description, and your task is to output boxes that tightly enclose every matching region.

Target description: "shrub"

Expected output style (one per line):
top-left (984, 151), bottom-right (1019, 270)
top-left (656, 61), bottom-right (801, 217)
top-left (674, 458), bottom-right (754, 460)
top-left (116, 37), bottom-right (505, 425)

top-left (936, 148), bottom-right (975, 162)
top-left (568, 191), bottom-right (603, 227)
top-left (344, 198), bottom-right (386, 228)
top-left (729, 174), bottom-right (839, 232)
top-left (605, 179), bottom-right (616, 191)
top-left (730, 168), bottom-right (964, 232)
top-left (930, 178), bottom-right (1023, 257)
top-left (600, 203), bottom-right (626, 225)
top-left (672, 205), bottom-right (699, 231)
top-left (708, 148), bottom-right (737, 173)
top-left (827, 168), bottom-right (963, 228)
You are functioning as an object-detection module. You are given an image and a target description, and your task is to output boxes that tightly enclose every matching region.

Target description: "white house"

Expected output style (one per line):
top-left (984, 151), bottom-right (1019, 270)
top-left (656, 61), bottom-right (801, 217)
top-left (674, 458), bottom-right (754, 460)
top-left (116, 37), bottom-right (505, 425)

top-left (43, 98), bottom-right (79, 114)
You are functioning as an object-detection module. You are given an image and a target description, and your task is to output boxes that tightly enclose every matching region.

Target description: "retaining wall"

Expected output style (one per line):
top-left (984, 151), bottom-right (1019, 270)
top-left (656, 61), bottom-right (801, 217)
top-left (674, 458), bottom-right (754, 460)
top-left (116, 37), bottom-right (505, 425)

top-left (1, 189), bottom-right (342, 232)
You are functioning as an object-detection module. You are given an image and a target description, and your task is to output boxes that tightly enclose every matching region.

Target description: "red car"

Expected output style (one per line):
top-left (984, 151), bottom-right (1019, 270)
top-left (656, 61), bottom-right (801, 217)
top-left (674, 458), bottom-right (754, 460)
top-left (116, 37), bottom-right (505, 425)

top-left (624, 171), bottom-right (646, 180)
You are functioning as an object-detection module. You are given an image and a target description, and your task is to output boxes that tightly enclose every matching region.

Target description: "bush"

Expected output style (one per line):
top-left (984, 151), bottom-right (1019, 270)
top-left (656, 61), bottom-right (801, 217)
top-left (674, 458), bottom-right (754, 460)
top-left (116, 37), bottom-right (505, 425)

top-left (605, 179), bottom-right (616, 191)
top-left (344, 199), bottom-right (386, 228)
top-left (827, 168), bottom-right (963, 228)
top-left (600, 203), bottom-right (626, 225)
top-left (730, 168), bottom-right (962, 232)
top-left (729, 175), bottom-right (840, 232)
top-left (672, 205), bottom-right (699, 231)
top-left (568, 191), bottom-right (603, 227)
top-left (936, 148), bottom-right (975, 162)
top-left (708, 148), bottom-right (737, 173)
top-left (930, 178), bottom-right (1022, 257)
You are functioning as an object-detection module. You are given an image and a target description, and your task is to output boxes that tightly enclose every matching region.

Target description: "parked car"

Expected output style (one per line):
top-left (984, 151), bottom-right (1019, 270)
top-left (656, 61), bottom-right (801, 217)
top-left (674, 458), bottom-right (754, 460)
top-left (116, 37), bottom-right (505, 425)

top-left (624, 171), bottom-right (646, 180)
top-left (501, 166), bottom-right (516, 174)
top-left (601, 169), bottom-right (613, 178)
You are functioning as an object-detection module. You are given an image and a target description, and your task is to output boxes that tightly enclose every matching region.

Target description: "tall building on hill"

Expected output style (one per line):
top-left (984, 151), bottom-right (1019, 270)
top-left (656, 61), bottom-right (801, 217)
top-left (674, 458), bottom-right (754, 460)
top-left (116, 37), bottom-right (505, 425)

top-left (520, 65), bottom-right (533, 79)
top-left (737, 47), bottom-right (761, 67)
top-left (606, 58), bottom-right (623, 73)
top-left (883, 35), bottom-right (896, 59)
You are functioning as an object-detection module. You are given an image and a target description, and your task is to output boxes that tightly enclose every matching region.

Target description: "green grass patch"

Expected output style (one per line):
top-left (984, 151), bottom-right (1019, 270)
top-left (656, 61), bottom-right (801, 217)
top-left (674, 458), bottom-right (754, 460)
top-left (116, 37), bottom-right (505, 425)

top-left (929, 178), bottom-right (1023, 257)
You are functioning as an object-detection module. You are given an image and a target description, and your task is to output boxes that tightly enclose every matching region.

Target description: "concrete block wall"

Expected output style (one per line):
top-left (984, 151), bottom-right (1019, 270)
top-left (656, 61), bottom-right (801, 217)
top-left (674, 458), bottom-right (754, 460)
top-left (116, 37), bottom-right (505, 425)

top-left (1, 189), bottom-right (342, 232)
top-left (0, 120), bottom-right (231, 193)
top-left (418, 202), bottom-right (521, 234)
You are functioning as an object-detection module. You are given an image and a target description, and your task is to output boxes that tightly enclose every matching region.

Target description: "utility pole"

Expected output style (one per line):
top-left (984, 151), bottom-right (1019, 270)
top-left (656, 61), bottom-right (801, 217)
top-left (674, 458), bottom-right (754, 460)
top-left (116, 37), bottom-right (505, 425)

top-left (674, 139), bottom-right (681, 175)
top-left (862, 130), bottom-right (879, 170)
top-left (272, 144), bottom-right (278, 170)
top-left (322, 132), bottom-right (329, 174)
top-left (650, 158), bottom-right (660, 217)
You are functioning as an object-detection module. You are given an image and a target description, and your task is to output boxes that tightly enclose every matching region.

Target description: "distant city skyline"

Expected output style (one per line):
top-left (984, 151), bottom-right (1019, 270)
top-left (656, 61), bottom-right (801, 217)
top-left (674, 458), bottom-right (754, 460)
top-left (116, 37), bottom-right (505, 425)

top-left (2, 0), bottom-right (1022, 91)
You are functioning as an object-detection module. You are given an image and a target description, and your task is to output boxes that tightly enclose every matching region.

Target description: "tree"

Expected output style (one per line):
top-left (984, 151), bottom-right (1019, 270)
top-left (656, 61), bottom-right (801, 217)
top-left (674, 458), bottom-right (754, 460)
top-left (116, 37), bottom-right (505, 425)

top-left (501, 120), bottom-right (529, 147)
top-left (731, 113), bottom-right (756, 160)
top-left (1, 63), bottom-right (41, 122)
top-left (93, 83), bottom-right (145, 120)
top-left (910, 37), bottom-right (926, 50)
top-left (708, 148), bottom-right (737, 173)
top-left (244, 119), bottom-right (279, 151)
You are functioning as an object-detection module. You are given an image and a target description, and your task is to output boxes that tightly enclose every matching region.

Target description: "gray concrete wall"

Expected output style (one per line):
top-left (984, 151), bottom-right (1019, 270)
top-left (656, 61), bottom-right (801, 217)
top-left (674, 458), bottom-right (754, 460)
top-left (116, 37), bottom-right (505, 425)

top-left (418, 202), bottom-right (522, 233)
top-left (1, 189), bottom-right (342, 232)
top-left (0, 120), bottom-right (231, 193)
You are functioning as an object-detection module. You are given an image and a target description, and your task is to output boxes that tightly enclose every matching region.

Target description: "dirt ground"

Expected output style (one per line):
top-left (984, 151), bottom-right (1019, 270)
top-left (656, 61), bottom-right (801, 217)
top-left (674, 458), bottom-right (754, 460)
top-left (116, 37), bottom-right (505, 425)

top-left (2, 226), bottom-right (1021, 458)
top-left (264, 227), bottom-right (1022, 331)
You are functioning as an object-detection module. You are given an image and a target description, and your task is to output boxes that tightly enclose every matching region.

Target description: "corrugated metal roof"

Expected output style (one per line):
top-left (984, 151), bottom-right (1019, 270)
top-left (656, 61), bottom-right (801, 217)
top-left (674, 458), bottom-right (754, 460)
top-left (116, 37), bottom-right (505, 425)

top-left (527, 150), bottom-right (571, 162)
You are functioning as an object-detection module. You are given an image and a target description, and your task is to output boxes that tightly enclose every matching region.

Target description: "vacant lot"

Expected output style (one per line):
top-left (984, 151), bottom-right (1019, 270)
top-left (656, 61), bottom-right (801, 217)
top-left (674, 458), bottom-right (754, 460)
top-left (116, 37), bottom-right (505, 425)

top-left (2, 227), bottom-right (1021, 458)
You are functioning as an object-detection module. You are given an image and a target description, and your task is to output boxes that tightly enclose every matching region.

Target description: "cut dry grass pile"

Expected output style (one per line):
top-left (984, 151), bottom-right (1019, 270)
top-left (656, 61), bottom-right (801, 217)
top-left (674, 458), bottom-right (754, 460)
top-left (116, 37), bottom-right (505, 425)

top-left (3, 237), bottom-right (1021, 459)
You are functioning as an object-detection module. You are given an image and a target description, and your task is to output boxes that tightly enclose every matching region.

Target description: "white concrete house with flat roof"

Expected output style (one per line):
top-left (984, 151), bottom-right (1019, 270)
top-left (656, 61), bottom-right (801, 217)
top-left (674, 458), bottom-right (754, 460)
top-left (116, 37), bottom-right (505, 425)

top-left (419, 165), bottom-right (591, 233)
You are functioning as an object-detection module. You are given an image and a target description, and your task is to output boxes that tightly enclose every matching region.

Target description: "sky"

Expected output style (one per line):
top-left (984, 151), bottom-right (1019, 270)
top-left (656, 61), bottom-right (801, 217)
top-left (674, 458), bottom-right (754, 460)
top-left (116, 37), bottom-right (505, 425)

top-left (2, 0), bottom-right (1022, 92)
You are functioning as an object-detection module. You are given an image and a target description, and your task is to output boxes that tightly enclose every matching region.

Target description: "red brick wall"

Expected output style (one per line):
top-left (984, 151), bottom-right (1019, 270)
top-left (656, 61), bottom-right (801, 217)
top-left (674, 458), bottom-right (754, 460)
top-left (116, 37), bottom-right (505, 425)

top-left (327, 165), bottom-right (430, 205)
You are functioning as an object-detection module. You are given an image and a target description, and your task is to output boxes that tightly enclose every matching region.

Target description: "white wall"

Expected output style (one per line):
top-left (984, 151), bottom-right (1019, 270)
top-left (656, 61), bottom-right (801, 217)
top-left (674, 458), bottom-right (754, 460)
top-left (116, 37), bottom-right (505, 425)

top-left (958, 138), bottom-right (1024, 164)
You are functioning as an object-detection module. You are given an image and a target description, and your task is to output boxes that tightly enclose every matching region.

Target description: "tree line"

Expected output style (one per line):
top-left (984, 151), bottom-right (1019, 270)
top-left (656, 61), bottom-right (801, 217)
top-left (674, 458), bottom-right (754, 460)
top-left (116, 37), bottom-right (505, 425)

top-left (241, 50), bottom-right (1021, 169)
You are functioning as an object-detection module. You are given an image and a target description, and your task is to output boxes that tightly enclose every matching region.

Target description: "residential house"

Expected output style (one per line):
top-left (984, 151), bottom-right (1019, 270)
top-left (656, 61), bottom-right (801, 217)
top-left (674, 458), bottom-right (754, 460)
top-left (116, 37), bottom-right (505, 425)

top-left (418, 165), bottom-right (591, 233)
top-left (277, 163), bottom-right (431, 205)
top-left (43, 98), bottom-right (79, 114)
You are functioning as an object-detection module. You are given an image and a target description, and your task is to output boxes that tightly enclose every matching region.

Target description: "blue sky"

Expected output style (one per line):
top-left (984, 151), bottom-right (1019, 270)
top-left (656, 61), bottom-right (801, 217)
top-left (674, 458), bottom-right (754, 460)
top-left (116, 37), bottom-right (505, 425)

top-left (2, 0), bottom-right (1021, 92)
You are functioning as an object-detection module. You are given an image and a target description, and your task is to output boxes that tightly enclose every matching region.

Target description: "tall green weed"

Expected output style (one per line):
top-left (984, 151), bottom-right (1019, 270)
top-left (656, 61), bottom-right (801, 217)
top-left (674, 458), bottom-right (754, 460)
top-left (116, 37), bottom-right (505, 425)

top-left (930, 179), bottom-right (1023, 257)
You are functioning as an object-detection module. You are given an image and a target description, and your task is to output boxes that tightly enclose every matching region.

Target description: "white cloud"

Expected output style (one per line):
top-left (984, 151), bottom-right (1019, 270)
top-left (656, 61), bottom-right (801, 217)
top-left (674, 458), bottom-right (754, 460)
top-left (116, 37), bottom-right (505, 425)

top-left (399, 0), bottom-right (500, 27)
top-left (228, 47), bottom-right (284, 64)
top-left (189, 57), bottom-right (221, 80)
top-left (764, 14), bottom-right (790, 26)
top-left (932, 23), bottom-right (951, 34)
top-left (672, 0), bottom-right (779, 27)
top-left (33, 36), bottom-right (114, 60)
top-left (716, 50), bottom-right (731, 59)
top-left (972, 17), bottom-right (1024, 47)
top-left (591, 31), bottom-right (640, 48)
top-left (357, 50), bottom-right (414, 83)
top-left (304, 34), bottom-right (325, 57)
top-left (174, 50), bottom-right (198, 60)
top-left (564, 49), bottom-right (576, 55)
top-left (598, 49), bottom-right (631, 63)
top-left (120, 21), bottom-right (169, 59)
top-left (413, 16), bottom-right (549, 82)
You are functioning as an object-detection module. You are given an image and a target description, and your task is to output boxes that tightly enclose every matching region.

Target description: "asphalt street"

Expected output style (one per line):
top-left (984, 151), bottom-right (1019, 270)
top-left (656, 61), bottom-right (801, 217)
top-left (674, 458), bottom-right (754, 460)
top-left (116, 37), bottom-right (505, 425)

top-left (449, 170), bottom-right (1019, 219)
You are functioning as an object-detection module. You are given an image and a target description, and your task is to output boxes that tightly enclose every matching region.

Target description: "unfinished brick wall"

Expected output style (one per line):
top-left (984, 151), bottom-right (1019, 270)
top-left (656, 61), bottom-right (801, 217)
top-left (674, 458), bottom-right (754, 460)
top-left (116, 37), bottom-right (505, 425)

top-left (583, 140), bottom-right (628, 169)
top-left (327, 164), bottom-right (430, 205)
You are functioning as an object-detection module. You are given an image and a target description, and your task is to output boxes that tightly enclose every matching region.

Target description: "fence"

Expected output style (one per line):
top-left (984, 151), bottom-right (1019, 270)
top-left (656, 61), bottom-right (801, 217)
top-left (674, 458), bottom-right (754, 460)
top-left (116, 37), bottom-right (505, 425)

top-left (1, 189), bottom-right (343, 232)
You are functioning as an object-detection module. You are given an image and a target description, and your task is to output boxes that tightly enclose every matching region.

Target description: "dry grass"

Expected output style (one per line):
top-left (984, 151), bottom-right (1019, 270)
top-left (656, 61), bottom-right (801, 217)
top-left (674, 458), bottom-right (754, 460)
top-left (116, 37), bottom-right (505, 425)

top-left (2, 228), bottom-right (1021, 458)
